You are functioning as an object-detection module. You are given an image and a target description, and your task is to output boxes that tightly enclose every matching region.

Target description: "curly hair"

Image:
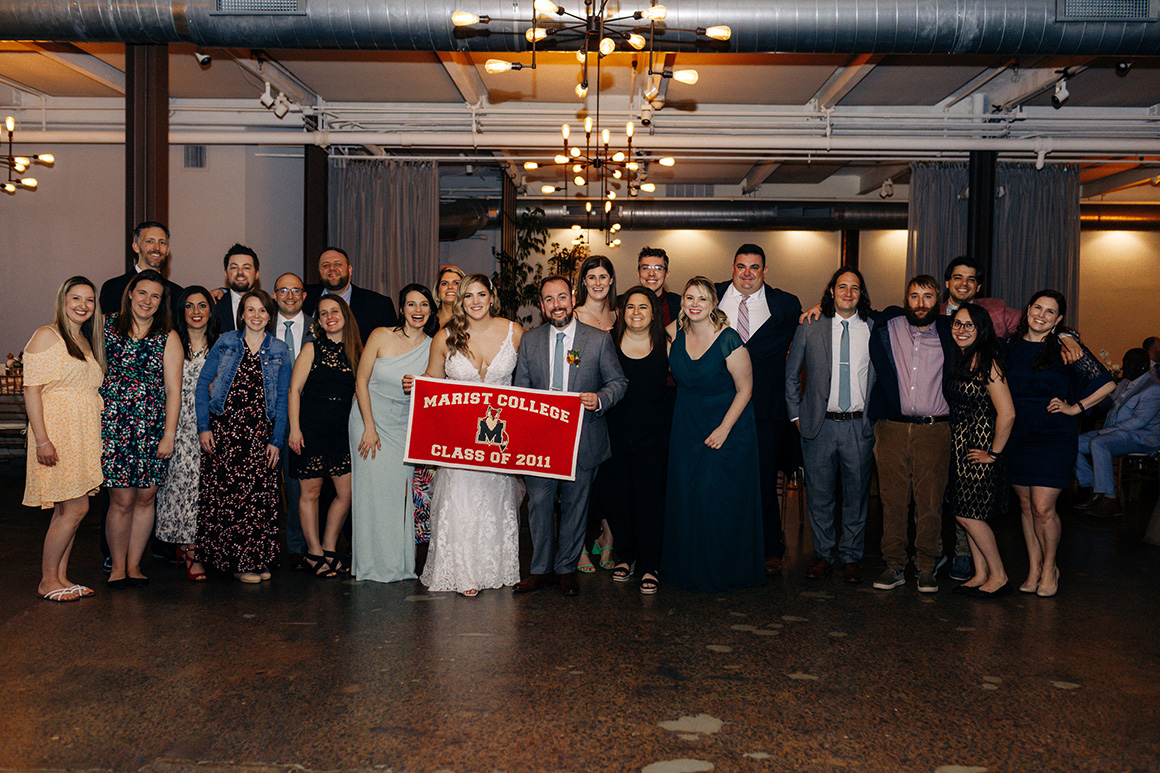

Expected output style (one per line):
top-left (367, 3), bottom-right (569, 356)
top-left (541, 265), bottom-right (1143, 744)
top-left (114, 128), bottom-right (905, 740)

top-left (446, 274), bottom-right (500, 357)
top-left (819, 266), bottom-right (872, 320)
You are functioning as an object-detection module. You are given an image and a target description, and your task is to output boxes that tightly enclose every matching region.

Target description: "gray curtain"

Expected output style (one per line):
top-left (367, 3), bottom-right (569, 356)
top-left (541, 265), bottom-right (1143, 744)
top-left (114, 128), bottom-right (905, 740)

top-left (906, 161), bottom-right (1080, 314)
top-left (328, 159), bottom-right (439, 299)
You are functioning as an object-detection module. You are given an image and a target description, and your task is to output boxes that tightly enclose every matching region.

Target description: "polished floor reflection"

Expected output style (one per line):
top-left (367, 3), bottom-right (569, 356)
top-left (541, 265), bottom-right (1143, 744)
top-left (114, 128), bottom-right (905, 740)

top-left (1, 466), bottom-right (1158, 773)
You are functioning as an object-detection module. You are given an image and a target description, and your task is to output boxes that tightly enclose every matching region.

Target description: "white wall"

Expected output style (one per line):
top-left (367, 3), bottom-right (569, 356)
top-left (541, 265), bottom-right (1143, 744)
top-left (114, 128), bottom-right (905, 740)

top-left (1077, 230), bottom-right (1160, 363)
top-left (0, 144), bottom-right (303, 356)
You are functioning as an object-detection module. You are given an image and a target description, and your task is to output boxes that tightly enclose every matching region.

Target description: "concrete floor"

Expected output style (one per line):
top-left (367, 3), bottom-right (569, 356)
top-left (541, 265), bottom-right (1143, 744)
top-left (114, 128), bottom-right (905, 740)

top-left (1, 464), bottom-right (1158, 773)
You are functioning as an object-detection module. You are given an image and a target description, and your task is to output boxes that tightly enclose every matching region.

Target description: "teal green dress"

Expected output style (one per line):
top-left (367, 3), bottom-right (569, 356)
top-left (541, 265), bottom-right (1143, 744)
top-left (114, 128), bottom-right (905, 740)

top-left (661, 327), bottom-right (765, 593)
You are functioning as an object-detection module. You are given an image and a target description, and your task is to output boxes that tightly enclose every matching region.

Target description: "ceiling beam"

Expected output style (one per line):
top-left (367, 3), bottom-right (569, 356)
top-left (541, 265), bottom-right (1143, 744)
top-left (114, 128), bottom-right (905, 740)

top-left (232, 52), bottom-right (318, 106)
top-left (988, 60), bottom-right (1093, 112)
top-left (437, 51), bottom-right (488, 107)
top-left (857, 164), bottom-right (911, 196)
top-left (1081, 166), bottom-right (1160, 197)
top-left (810, 55), bottom-right (878, 110)
top-left (741, 162), bottom-right (781, 194)
top-left (26, 42), bottom-right (125, 94)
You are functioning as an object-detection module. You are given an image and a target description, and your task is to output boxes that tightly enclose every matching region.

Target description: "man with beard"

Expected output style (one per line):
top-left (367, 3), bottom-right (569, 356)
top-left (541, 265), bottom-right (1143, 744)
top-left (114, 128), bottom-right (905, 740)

top-left (100, 221), bottom-right (183, 316)
top-left (512, 275), bottom-right (627, 597)
top-left (303, 247), bottom-right (396, 343)
top-left (212, 244), bottom-right (260, 332)
top-left (868, 275), bottom-right (958, 593)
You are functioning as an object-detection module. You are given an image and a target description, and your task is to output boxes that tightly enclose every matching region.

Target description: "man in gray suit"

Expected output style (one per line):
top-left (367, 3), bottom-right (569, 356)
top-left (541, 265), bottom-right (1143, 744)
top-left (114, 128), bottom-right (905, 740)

top-left (785, 267), bottom-right (876, 584)
top-left (513, 275), bottom-right (628, 596)
top-left (273, 272), bottom-right (314, 566)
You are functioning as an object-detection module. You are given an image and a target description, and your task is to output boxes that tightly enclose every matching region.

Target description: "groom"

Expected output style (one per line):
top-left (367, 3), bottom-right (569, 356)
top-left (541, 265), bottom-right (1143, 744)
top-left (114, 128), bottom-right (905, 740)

top-left (513, 275), bottom-right (628, 596)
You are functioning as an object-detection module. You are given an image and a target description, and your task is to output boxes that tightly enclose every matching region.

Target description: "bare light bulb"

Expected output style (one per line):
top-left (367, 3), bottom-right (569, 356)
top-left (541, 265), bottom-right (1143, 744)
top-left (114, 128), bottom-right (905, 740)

top-left (599, 37), bottom-right (616, 57)
top-left (523, 161), bottom-right (539, 170)
top-left (627, 34), bottom-right (646, 50)
top-left (555, 155), bottom-right (568, 164)
top-left (20, 177), bottom-right (37, 188)
top-left (570, 147), bottom-right (581, 157)
top-left (612, 152), bottom-right (625, 162)
top-left (561, 123), bottom-right (570, 140)
top-left (601, 128), bottom-right (610, 145)
top-left (641, 5), bottom-right (667, 20)
top-left (575, 49), bottom-right (587, 63)
top-left (658, 156), bottom-right (675, 166)
top-left (612, 169), bottom-right (622, 179)
top-left (541, 185), bottom-right (557, 194)
top-left (484, 59), bottom-right (514, 74)
top-left (704, 25), bottom-right (731, 40)
top-left (586, 202), bottom-right (593, 212)
top-left (575, 82), bottom-right (588, 98)
top-left (572, 224), bottom-right (582, 230)
top-left (451, 11), bottom-right (479, 25)
top-left (607, 191), bottom-right (616, 199)
top-left (627, 162), bottom-right (639, 171)
top-left (533, 0), bottom-right (559, 13)
top-left (613, 238), bottom-right (622, 246)
top-left (625, 121), bottom-right (634, 138)
top-left (584, 116), bottom-right (593, 134)
top-left (36, 154), bottom-right (54, 164)
top-left (572, 164), bottom-right (582, 173)
top-left (604, 200), bottom-right (612, 213)
top-left (640, 182), bottom-right (656, 192)
top-left (525, 27), bottom-right (547, 42)
top-left (4, 116), bottom-right (13, 132)
top-left (672, 69), bottom-right (699, 85)
top-left (575, 176), bottom-right (585, 186)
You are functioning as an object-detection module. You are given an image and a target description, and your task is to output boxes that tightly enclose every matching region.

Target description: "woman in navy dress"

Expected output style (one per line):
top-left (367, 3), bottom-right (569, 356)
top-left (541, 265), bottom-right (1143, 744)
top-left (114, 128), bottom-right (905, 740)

top-left (1005, 290), bottom-right (1113, 597)
top-left (661, 277), bottom-right (764, 593)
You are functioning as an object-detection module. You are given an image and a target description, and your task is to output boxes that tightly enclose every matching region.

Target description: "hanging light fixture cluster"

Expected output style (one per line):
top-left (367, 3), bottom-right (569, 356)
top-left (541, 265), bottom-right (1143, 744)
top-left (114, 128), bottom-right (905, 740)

top-left (530, 117), bottom-right (670, 200)
top-left (2, 116), bottom-right (54, 195)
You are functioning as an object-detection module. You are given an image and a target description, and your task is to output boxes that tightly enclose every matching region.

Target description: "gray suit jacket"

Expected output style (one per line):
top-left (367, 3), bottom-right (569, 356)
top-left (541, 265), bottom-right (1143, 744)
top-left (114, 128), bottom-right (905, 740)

top-left (513, 321), bottom-right (628, 470)
top-left (785, 314), bottom-right (876, 441)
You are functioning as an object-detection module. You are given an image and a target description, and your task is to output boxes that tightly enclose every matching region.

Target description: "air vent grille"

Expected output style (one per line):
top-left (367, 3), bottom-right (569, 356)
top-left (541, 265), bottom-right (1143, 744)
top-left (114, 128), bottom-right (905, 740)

top-left (1057, 0), bottom-right (1158, 21)
top-left (184, 145), bottom-right (207, 169)
top-left (215, 0), bottom-right (304, 14)
top-left (666, 183), bottom-right (714, 198)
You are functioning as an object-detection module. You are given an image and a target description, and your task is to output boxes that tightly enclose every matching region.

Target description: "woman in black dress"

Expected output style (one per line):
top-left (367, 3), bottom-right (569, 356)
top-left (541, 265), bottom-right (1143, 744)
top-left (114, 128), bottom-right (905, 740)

top-left (946, 304), bottom-right (1015, 598)
top-left (287, 295), bottom-right (361, 577)
top-left (1005, 290), bottom-right (1113, 597)
top-left (604, 286), bottom-right (671, 594)
top-left (195, 289), bottom-right (292, 583)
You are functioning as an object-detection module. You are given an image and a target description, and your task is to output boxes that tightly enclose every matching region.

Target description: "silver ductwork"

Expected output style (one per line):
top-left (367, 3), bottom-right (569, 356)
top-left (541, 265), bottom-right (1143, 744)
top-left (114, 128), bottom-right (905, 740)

top-left (437, 200), bottom-right (1160, 238)
top-left (3, 1), bottom-right (1160, 55)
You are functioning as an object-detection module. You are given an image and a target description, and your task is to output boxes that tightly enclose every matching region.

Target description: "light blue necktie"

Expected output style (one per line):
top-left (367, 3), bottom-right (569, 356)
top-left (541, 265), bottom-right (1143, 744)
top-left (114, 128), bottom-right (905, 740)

top-left (838, 320), bottom-right (851, 412)
top-left (283, 320), bottom-right (295, 354)
top-left (551, 331), bottom-right (566, 390)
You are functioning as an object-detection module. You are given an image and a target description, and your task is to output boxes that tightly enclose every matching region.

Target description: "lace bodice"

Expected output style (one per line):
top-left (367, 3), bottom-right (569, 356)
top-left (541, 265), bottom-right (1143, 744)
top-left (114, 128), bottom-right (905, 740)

top-left (444, 322), bottom-right (517, 385)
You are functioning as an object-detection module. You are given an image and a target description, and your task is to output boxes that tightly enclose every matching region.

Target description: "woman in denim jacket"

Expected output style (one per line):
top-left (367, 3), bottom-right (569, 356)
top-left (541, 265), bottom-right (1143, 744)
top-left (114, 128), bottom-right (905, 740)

top-left (194, 288), bottom-right (292, 583)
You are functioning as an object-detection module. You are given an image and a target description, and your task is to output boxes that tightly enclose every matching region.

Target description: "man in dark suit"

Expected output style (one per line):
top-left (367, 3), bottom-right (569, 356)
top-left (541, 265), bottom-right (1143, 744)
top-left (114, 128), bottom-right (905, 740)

top-left (867, 274), bottom-right (958, 594)
top-left (212, 243), bottom-right (260, 332)
top-left (303, 247), bottom-right (397, 343)
top-left (715, 243), bottom-right (802, 576)
top-left (100, 220), bottom-right (183, 316)
top-left (512, 275), bottom-right (628, 596)
top-left (786, 267), bottom-right (876, 584)
top-left (636, 246), bottom-right (681, 326)
top-left (273, 271), bottom-right (315, 564)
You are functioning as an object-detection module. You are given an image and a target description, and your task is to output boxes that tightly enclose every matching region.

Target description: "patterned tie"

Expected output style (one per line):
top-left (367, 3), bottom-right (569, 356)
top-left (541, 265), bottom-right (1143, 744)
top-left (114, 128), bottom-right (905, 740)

top-left (551, 331), bottom-right (566, 390)
top-left (283, 320), bottom-right (295, 354)
top-left (838, 320), bottom-right (851, 412)
top-left (737, 295), bottom-right (751, 342)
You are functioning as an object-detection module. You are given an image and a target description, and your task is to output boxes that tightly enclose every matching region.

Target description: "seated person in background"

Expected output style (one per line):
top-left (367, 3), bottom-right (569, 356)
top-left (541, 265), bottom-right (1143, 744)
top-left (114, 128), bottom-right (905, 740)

top-left (1074, 348), bottom-right (1160, 517)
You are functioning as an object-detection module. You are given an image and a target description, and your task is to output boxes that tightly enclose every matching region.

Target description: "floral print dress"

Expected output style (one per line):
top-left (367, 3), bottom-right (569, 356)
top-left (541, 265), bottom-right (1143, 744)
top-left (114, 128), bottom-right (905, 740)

top-left (100, 315), bottom-right (168, 488)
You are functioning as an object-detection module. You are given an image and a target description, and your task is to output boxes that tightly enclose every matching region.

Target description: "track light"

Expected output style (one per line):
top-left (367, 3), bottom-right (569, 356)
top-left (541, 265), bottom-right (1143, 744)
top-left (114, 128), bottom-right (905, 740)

top-left (259, 81), bottom-right (275, 108)
top-left (1051, 79), bottom-right (1069, 109)
top-left (195, 52), bottom-right (212, 66)
top-left (272, 93), bottom-right (291, 119)
top-left (879, 178), bottom-right (894, 198)
top-left (1116, 60), bottom-right (1132, 77)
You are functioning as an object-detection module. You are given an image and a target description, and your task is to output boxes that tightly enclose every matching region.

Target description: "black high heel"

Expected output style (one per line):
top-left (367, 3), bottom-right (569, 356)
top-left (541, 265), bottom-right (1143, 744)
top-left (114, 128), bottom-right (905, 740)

top-left (323, 550), bottom-right (349, 577)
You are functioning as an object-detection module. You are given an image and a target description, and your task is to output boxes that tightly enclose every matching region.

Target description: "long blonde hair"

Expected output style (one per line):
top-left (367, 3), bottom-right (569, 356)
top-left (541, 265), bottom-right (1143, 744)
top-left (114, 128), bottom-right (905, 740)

top-left (55, 276), bottom-right (106, 371)
top-left (436, 265), bottom-right (466, 308)
top-left (677, 276), bottom-right (729, 332)
top-left (445, 274), bottom-right (500, 356)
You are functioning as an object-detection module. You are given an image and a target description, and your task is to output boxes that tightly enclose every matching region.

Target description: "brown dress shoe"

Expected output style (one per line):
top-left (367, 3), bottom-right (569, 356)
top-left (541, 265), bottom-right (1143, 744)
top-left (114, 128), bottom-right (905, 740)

top-left (1073, 493), bottom-right (1101, 511)
top-left (512, 573), bottom-right (557, 594)
top-left (842, 563), bottom-right (863, 583)
top-left (805, 558), bottom-right (832, 579)
top-left (764, 556), bottom-right (783, 576)
top-left (559, 572), bottom-right (579, 596)
top-left (1087, 496), bottom-right (1122, 517)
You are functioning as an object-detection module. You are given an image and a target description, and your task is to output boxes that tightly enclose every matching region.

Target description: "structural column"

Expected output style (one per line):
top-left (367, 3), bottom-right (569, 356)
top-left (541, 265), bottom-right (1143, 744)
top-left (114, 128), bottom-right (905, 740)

top-left (303, 144), bottom-right (329, 283)
top-left (840, 229), bottom-right (860, 269)
top-left (124, 44), bottom-right (168, 270)
top-left (966, 150), bottom-right (996, 296)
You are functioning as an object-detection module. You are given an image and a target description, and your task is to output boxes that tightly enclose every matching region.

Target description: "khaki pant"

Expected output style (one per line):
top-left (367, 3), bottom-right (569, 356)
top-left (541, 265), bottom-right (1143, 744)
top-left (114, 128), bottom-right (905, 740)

top-left (874, 420), bottom-right (952, 572)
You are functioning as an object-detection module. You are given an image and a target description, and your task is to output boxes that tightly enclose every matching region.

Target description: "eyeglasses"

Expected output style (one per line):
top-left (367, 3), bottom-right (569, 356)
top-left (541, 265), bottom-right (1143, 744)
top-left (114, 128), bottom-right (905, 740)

top-left (639, 264), bottom-right (667, 273)
top-left (274, 288), bottom-right (303, 297)
top-left (951, 320), bottom-right (976, 331)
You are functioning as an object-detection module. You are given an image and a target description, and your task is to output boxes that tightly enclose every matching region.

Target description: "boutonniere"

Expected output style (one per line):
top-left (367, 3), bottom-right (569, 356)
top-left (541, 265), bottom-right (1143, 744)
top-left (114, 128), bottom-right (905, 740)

top-left (566, 349), bottom-right (581, 366)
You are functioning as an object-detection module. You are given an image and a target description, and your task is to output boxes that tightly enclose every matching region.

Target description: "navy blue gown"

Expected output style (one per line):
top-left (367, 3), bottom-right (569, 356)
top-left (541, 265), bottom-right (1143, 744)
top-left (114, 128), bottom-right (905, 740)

top-left (1005, 338), bottom-right (1111, 489)
top-left (661, 328), bottom-right (764, 593)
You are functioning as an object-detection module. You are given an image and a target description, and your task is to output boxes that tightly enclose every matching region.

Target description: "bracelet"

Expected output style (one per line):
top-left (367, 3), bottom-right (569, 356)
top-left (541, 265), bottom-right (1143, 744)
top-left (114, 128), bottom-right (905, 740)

top-left (36, 439), bottom-right (51, 448)
top-left (987, 449), bottom-right (1000, 459)
top-left (1077, 400), bottom-right (1086, 413)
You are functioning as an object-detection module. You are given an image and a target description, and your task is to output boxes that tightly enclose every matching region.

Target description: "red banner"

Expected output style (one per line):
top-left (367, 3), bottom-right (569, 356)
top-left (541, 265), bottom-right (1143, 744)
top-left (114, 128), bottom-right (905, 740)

top-left (404, 377), bottom-right (585, 480)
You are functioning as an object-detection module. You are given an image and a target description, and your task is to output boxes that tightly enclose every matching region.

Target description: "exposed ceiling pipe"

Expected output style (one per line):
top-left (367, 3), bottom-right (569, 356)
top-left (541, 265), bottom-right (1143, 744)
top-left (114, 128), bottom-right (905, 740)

top-left (4, 1), bottom-right (1160, 55)
top-left (438, 200), bottom-right (1160, 238)
top-left (19, 130), bottom-right (1160, 158)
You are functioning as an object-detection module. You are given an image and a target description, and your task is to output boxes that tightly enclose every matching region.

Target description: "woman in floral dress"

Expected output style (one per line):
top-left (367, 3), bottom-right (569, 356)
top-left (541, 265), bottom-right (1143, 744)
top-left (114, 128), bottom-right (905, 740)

top-left (155, 286), bottom-right (219, 581)
top-left (100, 269), bottom-right (183, 589)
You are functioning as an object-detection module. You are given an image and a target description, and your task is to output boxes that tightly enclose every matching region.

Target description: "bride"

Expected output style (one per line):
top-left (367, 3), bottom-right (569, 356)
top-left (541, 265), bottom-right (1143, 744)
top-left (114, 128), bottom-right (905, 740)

top-left (404, 274), bottom-right (524, 597)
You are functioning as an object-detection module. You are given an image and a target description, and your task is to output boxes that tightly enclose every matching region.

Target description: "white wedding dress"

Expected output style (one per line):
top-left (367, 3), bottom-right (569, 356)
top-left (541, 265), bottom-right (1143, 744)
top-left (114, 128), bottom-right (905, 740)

top-left (420, 323), bottom-right (523, 593)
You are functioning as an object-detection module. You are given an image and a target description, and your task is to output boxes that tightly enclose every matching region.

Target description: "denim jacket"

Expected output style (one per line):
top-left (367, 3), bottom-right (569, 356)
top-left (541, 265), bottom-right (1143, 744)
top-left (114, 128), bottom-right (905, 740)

top-left (195, 331), bottom-right (293, 448)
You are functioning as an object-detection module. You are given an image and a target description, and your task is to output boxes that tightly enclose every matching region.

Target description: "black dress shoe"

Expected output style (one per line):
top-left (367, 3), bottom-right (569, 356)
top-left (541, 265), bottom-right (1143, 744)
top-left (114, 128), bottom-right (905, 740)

top-left (559, 572), bottom-right (579, 596)
top-left (127, 576), bottom-right (149, 588)
top-left (512, 573), bottom-right (557, 594)
top-left (106, 578), bottom-right (128, 590)
top-left (964, 580), bottom-right (1013, 598)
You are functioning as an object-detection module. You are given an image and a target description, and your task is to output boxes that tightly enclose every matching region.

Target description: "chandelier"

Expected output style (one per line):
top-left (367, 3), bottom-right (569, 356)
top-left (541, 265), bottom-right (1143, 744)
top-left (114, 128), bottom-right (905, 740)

top-left (2, 116), bottom-right (54, 195)
top-left (452, 0), bottom-right (728, 215)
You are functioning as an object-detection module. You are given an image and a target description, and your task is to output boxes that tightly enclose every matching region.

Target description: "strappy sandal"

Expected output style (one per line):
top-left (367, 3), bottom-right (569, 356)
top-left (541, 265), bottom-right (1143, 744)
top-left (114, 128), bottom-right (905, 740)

top-left (323, 550), bottom-right (349, 577)
top-left (612, 563), bottom-right (633, 583)
top-left (639, 574), bottom-right (659, 595)
top-left (597, 543), bottom-right (615, 569)
top-left (38, 587), bottom-right (81, 603)
top-left (303, 553), bottom-right (335, 578)
top-left (577, 552), bottom-right (597, 574)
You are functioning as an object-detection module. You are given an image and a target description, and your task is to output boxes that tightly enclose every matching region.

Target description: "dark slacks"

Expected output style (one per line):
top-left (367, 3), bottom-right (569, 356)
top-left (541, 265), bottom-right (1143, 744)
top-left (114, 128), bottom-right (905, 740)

top-left (756, 418), bottom-right (785, 558)
top-left (525, 468), bottom-right (597, 575)
top-left (602, 437), bottom-right (668, 576)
